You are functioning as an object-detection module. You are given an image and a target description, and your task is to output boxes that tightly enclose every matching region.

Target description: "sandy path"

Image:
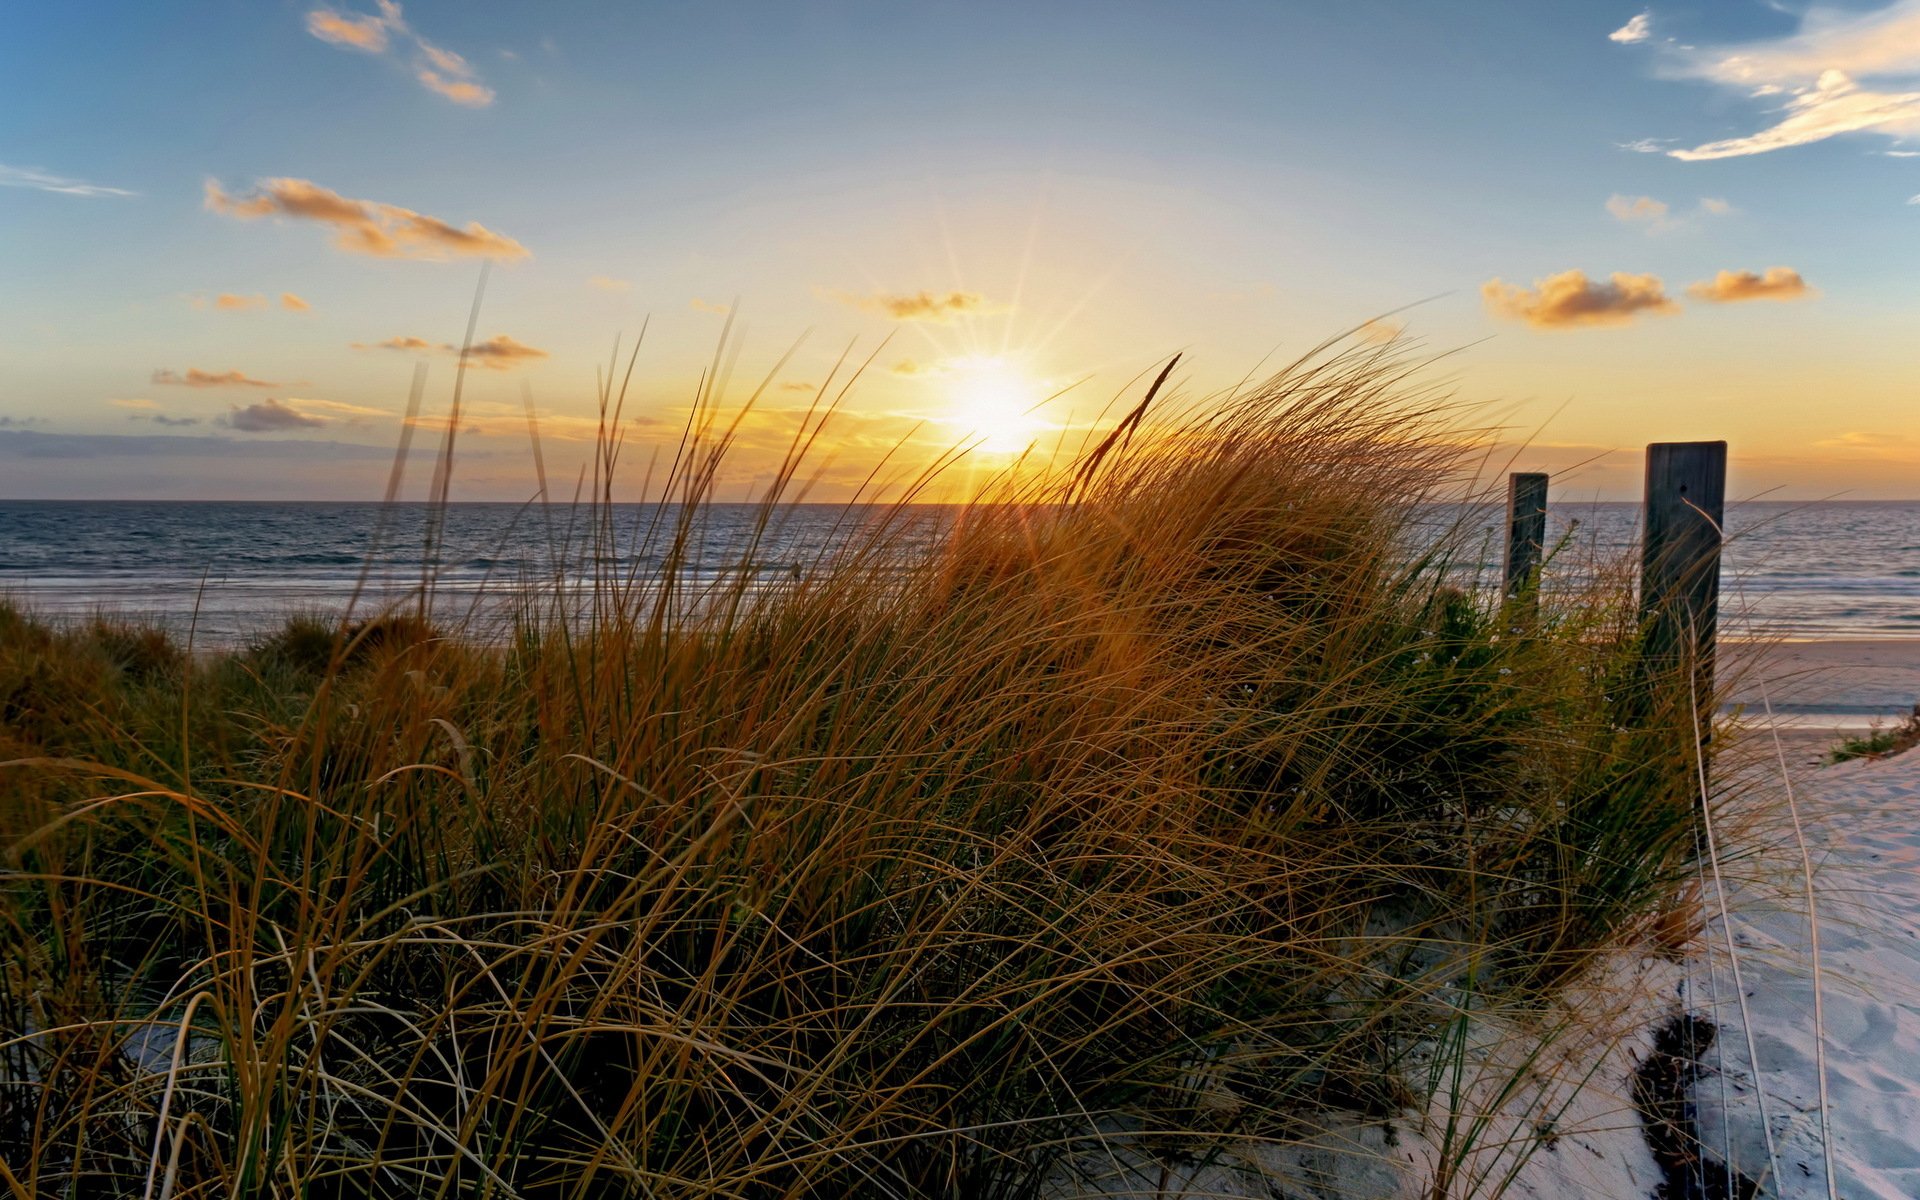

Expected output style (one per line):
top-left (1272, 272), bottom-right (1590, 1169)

top-left (1694, 744), bottom-right (1920, 1199)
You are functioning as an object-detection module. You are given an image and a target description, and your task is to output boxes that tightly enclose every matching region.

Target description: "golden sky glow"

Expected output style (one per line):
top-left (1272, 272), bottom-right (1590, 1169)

top-left (4, 2), bottom-right (1920, 499)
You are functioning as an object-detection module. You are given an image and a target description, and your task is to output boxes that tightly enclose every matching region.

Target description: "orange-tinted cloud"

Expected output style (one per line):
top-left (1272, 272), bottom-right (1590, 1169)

top-left (205, 177), bottom-right (529, 261)
top-left (110, 398), bottom-right (158, 410)
top-left (416, 68), bottom-right (493, 106)
top-left (1355, 318), bottom-right (1404, 345)
top-left (353, 333), bottom-right (546, 369)
top-left (305, 3), bottom-right (495, 107)
top-left (588, 275), bottom-right (631, 292)
top-left (225, 398), bottom-right (326, 432)
top-left (827, 288), bottom-right (998, 322)
top-left (355, 335), bottom-right (441, 352)
top-left (1481, 270), bottom-right (1679, 329)
top-left (459, 334), bottom-right (548, 370)
top-left (1605, 194), bottom-right (1669, 224)
top-left (690, 297), bottom-right (730, 314)
top-left (215, 292), bottom-right (269, 311)
top-left (305, 7), bottom-right (388, 52)
top-left (152, 367), bottom-right (278, 387)
top-left (1685, 267), bottom-right (1813, 303)
top-left (281, 292), bottom-right (311, 311)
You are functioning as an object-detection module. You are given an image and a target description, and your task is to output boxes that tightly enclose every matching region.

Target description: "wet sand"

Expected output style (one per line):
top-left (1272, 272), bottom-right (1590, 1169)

top-left (1722, 639), bottom-right (1920, 744)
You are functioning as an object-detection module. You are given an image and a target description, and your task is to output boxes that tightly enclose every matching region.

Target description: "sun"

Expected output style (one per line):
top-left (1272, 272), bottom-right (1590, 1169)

top-left (941, 356), bottom-right (1050, 455)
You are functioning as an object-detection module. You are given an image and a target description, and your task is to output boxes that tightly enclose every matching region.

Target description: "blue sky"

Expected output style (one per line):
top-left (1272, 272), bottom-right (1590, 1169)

top-left (4, 1), bottom-right (1918, 498)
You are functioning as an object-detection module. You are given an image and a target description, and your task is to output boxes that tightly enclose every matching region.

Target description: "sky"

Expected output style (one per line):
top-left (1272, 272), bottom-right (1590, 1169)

top-left (3, 0), bottom-right (1918, 501)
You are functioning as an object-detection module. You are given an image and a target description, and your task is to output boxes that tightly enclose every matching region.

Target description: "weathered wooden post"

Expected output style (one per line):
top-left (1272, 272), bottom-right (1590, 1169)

top-left (1503, 472), bottom-right (1549, 605)
top-left (1638, 442), bottom-right (1727, 741)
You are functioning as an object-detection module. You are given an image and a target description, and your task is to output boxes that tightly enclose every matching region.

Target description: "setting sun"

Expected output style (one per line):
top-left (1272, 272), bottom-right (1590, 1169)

top-left (941, 355), bottom-right (1050, 455)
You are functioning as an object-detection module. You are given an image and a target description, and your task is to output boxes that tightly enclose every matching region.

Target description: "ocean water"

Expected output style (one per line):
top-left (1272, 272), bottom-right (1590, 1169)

top-left (1, 500), bottom-right (1917, 645)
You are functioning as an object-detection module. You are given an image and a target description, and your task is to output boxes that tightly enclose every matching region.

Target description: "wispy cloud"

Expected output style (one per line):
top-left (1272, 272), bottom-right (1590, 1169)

top-left (1658, 2), bottom-right (1920, 160)
top-left (1609, 12), bottom-right (1651, 44)
top-left (355, 335), bottom-right (439, 351)
top-left (588, 275), bottom-right (631, 292)
top-left (306, 7), bottom-right (388, 52)
top-left (1482, 269), bottom-right (1679, 328)
top-left (224, 398), bottom-right (327, 432)
top-left (150, 414), bottom-right (201, 428)
top-left (1616, 137), bottom-right (1676, 154)
top-left (1686, 266), bottom-right (1813, 302)
top-left (689, 297), bottom-right (731, 314)
top-left (824, 288), bottom-right (1000, 322)
top-left (110, 398), bottom-right (159, 410)
top-left (281, 292), bottom-right (311, 311)
top-left (152, 367), bottom-right (277, 388)
top-left (0, 163), bottom-right (136, 198)
top-left (352, 333), bottom-right (547, 370)
top-left (1355, 318), bottom-right (1405, 345)
top-left (215, 292), bottom-right (269, 311)
top-left (1606, 194), bottom-right (1669, 224)
top-left (305, 1), bottom-right (496, 107)
top-left (1605, 193), bottom-right (1734, 231)
top-left (205, 177), bottom-right (529, 260)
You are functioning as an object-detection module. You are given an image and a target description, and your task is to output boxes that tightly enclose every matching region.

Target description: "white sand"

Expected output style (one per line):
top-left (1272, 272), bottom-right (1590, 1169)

top-left (1690, 743), bottom-right (1920, 1199)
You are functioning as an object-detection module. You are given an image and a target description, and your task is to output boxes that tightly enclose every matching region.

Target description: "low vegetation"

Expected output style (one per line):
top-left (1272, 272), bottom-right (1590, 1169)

top-left (1830, 706), bottom-right (1920, 764)
top-left (1, 342), bottom-right (1728, 1196)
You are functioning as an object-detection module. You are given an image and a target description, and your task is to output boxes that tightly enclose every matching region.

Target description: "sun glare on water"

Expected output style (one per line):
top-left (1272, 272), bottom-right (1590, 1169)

top-left (942, 356), bottom-right (1050, 455)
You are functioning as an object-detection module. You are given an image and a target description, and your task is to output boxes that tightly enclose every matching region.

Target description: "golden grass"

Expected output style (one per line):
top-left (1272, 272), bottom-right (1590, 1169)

top-left (0, 339), bottom-right (1725, 1196)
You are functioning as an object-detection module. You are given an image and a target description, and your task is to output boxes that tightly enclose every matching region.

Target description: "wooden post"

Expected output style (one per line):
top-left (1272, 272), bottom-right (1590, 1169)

top-left (1503, 472), bottom-right (1549, 602)
top-left (1639, 442), bottom-right (1727, 730)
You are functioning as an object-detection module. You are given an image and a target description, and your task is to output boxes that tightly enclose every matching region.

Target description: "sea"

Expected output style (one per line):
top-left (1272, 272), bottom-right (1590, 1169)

top-left (1, 499), bottom-right (1917, 646)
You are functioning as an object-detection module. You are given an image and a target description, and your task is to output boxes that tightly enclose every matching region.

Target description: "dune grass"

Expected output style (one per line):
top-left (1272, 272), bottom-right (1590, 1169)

top-left (0, 341), bottom-right (1727, 1197)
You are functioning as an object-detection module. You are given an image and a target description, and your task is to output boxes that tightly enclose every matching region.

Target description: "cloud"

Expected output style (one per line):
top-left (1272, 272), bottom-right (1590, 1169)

top-left (777, 380), bottom-right (816, 391)
top-left (150, 414), bottom-right (201, 427)
top-left (458, 334), bottom-right (548, 370)
top-left (1356, 318), bottom-right (1405, 345)
top-left (110, 398), bottom-right (159, 410)
top-left (1686, 266), bottom-right (1813, 302)
top-left (224, 398), bottom-right (327, 432)
top-left (1699, 196), bottom-right (1734, 215)
top-left (416, 68), bottom-right (493, 106)
top-left (689, 297), bottom-right (731, 314)
top-left (205, 177), bottom-right (528, 260)
top-left (356, 335), bottom-right (441, 352)
top-left (1606, 194), bottom-right (1670, 224)
top-left (589, 275), bottom-right (631, 292)
top-left (1610, 12), bottom-right (1651, 44)
top-left (352, 333), bottom-right (546, 369)
top-left (1671, 71), bottom-right (1920, 160)
top-left (1481, 269), bottom-right (1679, 328)
top-left (825, 288), bottom-right (999, 322)
top-left (1661, 3), bottom-right (1920, 160)
top-left (0, 416), bottom-right (46, 429)
top-left (1887, 148), bottom-right (1920, 156)
top-left (0, 163), bottom-right (136, 198)
top-left (890, 358), bottom-right (932, 376)
top-left (281, 292), bottom-right (311, 312)
top-left (1617, 137), bottom-right (1676, 154)
top-left (304, 2), bottom-right (495, 107)
top-left (215, 292), bottom-right (269, 311)
top-left (305, 7), bottom-right (389, 52)
top-left (1813, 430), bottom-right (1913, 450)
top-left (152, 367), bottom-right (277, 387)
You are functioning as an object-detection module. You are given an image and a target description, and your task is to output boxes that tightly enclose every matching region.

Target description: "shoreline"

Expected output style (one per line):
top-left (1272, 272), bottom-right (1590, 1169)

top-left (1720, 638), bottom-right (1920, 742)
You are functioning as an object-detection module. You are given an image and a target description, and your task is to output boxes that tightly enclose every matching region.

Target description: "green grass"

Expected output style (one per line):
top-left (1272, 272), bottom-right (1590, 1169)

top-left (0, 339), bottom-right (1729, 1197)
top-left (1830, 708), bottom-right (1920, 763)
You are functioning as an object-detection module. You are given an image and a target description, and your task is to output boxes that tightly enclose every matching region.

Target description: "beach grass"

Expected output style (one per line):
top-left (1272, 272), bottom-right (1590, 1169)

top-left (0, 340), bottom-right (1733, 1196)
